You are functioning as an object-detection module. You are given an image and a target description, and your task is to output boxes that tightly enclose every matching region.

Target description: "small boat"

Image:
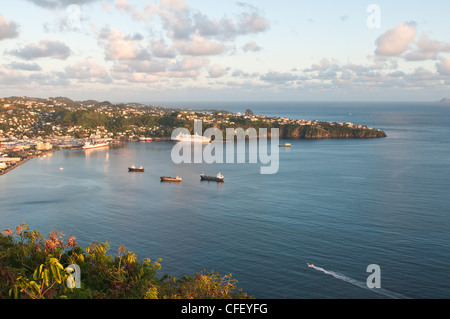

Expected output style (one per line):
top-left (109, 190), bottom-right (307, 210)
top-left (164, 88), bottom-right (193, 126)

top-left (307, 263), bottom-right (314, 268)
top-left (200, 172), bottom-right (224, 182)
top-left (279, 143), bottom-right (291, 147)
top-left (139, 137), bottom-right (153, 142)
top-left (160, 176), bottom-right (182, 182)
top-left (129, 165), bottom-right (144, 172)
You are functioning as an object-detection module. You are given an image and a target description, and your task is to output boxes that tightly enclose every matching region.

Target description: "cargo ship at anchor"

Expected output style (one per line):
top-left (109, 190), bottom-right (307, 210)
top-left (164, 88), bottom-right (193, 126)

top-left (200, 172), bottom-right (224, 182)
top-left (160, 176), bottom-right (182, 182)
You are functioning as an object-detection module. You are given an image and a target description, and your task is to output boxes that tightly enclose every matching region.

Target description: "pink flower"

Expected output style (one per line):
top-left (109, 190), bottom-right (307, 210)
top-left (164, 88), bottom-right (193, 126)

top-left (48, 230), bottom-right (64, 247)
top-left (44, 239), bottom-right (56, 252)
top-left (16, 225), bottom-right (25, 235)
top-left (67, 236), bottom-right (77, 247)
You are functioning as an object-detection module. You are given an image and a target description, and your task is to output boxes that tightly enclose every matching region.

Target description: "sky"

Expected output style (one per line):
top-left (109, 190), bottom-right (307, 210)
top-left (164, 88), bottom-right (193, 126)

top-left (0, 0), bottom-right (450, 103)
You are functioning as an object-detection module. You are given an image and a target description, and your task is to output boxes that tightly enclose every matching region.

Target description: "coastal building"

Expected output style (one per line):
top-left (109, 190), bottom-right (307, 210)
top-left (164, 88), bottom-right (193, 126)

top-left (0, 157), bottom-right (21, 163)
top-left (35, 142), bottom-right (53, 151)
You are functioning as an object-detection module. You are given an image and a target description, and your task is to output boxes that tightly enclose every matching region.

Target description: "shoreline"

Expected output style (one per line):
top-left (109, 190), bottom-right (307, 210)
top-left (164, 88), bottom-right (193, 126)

top-left (0, 149), bottom-right (59, 176)
top-left (0, 129), bottom-right (386, 176)
top-left (0, 157), bottom-right (32, 176)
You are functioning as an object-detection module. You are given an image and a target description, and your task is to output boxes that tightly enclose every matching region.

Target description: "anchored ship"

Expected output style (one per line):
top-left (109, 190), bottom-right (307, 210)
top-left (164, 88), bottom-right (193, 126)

top-left (200, 172), bottom-right (224, 182)
top-left (160, 176), bottom-right (182, 182)
top-left (129, 166), bottom-right (144, 172)
top-left (172, 132), bottom-right (211, 144)
top-left (82, 141), bottom-right (109, 150)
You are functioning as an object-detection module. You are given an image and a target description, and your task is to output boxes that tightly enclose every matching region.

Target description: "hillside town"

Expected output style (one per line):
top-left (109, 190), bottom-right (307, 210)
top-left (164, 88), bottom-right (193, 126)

top-left (0, 96), bottom-right (385, 175)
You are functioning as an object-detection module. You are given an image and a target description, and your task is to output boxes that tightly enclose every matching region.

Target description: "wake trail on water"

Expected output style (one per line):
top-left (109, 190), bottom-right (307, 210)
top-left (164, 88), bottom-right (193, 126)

top-left (309, 265), bottom-right (410, 299)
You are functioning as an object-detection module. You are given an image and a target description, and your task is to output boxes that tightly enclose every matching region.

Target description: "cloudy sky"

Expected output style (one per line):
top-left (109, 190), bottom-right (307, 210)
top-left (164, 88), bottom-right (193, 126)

top-left (1, 0), bottom-right (450, 103)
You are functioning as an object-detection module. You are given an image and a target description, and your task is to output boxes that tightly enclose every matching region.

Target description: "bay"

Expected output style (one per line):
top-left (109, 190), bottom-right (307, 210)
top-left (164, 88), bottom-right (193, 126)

top-left (1, 101), bottom-right (449, 299)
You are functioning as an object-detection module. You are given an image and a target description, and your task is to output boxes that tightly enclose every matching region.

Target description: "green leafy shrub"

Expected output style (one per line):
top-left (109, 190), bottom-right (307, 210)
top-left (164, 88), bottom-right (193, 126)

top-left (0, 223), bottom-right (251, 299)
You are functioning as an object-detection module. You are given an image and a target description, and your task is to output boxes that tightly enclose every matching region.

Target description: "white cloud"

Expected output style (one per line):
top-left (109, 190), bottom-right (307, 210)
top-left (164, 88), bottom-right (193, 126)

top-left (113, 0), bottom-right (159, 21)
top-left (260, 70), bottom-right (298, 84)
top-left (175, 34), bottom-right (228, 56)
top-left (114, 0), bottom-right (269, 42)
top-left (7, 62), bottom-right (42, 71)
top-left (208, 64), bottom-right (228, 78)
top-left (0, 15), bottom-right (19, 41)
top-left (28, 71), bottom-right (71, 87)
top-left (375, 22), bottom-right (417, 57)
top-left (24, 0), bottom-right (101, 9)
top-left (5, 1), bottom-right (450, 99)
top-left (237, 10), bottom-right (269, 34)
top-left (405, 35), bottom-right (450, 61)
top-left (404, 67), bottom-right (436, 82)
top-left (111, 56), bottom-right (210, 82)
top-left (113, 59), bottom-right (168, 74)
top-left (170, 57), bottom-right (209, 73)
top-left (436, 57), bottom-right (450, 76)
top-left (242, 41), bottom-right (262, 52)
top-left (113, 72), bottom-right (160, 84)
top-left (304, 58), bottom-right (332, 72)
top-left (150, 39), bottom-right (177, 58)
top-left (10, 39), bottom-right (71, 60)
top-left (97, 27), bottom-right (149, 60)
top-left (65, 58), bottom-right (112, 83)
top-left (0, 65), bottom-right (27, 84)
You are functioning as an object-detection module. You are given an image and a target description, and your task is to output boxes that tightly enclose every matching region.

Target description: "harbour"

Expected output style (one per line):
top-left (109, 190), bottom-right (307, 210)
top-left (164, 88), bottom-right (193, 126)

top-left (2, 0), bottom-right (450, 303)
top-left (1, 102), bottom-right (449, 299)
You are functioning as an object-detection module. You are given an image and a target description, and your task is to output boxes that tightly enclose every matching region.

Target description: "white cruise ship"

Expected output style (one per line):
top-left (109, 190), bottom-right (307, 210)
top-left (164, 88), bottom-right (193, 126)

top-left (82, 141), bottom-right (109, 150)
top-left (172, 132), bottom-right (211, 144)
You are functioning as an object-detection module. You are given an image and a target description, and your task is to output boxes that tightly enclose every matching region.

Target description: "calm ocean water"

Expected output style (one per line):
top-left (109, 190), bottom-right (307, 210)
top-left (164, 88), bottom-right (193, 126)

top-left (1, 102), bottom-right (449, 299)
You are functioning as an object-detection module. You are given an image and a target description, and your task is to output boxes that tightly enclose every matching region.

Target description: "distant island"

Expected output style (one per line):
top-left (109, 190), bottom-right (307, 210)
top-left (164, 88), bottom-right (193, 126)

top-left (439, 98), bottom-right (450, 103)
top-left (0, 96), bottom-right (387, 174)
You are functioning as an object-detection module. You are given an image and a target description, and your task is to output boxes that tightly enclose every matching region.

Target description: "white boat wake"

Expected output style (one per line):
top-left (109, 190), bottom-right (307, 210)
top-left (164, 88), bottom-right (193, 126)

top-left (308, 264), bottom-right (410, 299)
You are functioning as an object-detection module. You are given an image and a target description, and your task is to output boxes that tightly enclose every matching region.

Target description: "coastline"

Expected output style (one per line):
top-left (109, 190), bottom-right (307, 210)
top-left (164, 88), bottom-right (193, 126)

top-left (0, 157), bottom-right (31, 176)
top-left (0, 128), bottom-right (387, 176)
top-left (0, 149), bottom-right (58, 176)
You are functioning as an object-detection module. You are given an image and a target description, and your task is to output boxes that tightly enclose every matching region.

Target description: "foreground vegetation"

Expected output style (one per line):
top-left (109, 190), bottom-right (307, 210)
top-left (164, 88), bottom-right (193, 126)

top-left (0, 224), bottom-right (251, 299)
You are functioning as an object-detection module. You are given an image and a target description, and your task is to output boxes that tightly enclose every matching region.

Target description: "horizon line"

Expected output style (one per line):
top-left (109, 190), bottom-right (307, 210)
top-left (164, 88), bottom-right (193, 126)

top-left (1, 96), bottom-right (446, 105)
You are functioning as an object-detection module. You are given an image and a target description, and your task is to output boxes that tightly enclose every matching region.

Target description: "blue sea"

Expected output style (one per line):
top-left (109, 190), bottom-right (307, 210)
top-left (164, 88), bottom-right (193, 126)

top-left (1, 101), bottom-right (449, 299)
